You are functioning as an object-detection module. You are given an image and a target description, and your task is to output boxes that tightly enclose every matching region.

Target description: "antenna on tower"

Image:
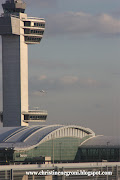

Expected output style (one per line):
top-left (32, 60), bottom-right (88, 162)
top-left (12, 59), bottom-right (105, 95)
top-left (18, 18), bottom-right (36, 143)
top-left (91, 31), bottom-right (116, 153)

top-left (2, 0), bottom-right (26, 14)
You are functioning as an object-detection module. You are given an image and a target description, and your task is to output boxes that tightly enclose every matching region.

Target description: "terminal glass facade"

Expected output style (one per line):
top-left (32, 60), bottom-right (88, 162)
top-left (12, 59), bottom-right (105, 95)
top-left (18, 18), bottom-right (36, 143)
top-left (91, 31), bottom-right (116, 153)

top-left (75, 148), bottom-right (120, 162)
top-left (14, 137), bottom-right (90, 163)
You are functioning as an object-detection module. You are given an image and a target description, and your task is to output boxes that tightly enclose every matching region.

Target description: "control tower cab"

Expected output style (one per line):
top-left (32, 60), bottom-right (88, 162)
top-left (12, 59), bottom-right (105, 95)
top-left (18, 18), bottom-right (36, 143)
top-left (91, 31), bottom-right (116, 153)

top-left (0, 0), bottom-right (47, 126)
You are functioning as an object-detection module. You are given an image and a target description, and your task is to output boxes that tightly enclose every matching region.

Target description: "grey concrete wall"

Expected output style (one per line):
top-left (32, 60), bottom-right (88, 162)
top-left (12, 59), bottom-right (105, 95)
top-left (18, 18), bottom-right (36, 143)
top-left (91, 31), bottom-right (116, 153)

top-left (2, 35), bottom-right (21, 126)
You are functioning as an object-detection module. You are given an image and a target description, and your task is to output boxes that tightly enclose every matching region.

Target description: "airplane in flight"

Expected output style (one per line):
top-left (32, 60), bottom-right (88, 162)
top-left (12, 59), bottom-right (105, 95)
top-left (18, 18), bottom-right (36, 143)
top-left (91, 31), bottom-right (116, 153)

top-left (39, 90), bottom-right (47, 93)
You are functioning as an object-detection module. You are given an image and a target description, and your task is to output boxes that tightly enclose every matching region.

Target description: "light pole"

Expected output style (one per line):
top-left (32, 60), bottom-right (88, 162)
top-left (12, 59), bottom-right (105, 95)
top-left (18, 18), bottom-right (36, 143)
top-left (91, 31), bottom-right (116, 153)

top-left (107, 141), bottom-right (110, 162)
top-left (59, 142), bottom-right (62, 162)
top-left (52, 134), bottom-right (55, 166)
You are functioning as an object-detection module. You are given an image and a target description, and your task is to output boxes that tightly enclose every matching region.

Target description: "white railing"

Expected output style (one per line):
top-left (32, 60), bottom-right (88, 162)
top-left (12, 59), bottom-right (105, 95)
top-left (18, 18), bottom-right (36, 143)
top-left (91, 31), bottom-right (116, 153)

top-left (29, 110), bottom-right (47, 112)
top-left (22, 110), bottom-right (47, 114)
top-left (27, 17), bottom-right (45, 21)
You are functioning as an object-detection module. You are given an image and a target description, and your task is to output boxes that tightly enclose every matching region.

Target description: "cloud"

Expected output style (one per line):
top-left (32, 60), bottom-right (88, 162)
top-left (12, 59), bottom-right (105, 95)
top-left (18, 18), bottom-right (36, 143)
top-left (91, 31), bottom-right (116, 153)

top-left (80, 78), bottom-right (97, 87)
top-left (60, 76), bottom-right (79, 84)
top-left (46, 12), bottom-right (120, 37)
top-left (39, 75), bottom-right (47, 81)
top-left (32, 91), bottom-right (46, 96)
top-left (60, 76), bottom-right (109, 88)
top-left (29, 75), bottom-right (110, 96)
top-left (79, 78), bottom-right (110, 88)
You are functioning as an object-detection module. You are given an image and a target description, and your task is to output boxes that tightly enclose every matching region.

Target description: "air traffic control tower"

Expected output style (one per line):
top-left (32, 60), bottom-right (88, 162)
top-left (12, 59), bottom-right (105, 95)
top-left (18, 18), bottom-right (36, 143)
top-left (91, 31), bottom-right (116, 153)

top-left (0, 0), bottom-right (47, 127)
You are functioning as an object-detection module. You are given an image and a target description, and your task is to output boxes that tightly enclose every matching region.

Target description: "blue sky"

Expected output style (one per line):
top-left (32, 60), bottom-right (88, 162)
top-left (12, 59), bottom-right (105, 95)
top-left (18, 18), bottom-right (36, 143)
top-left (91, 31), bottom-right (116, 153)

top-left (0, 0), bottom-right (120, 136)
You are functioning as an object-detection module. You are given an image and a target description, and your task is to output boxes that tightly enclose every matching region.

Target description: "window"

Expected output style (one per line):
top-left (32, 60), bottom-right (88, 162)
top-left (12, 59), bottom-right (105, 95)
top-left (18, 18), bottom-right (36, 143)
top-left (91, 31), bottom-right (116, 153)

top-left (24, 21), bottom-right (31, 27)
top-left (25, 36), bottom-right (41, 42)
top-left (34, 22), bottom-right (45, 28)
top-left (24, 29), bottom-right (30, 34)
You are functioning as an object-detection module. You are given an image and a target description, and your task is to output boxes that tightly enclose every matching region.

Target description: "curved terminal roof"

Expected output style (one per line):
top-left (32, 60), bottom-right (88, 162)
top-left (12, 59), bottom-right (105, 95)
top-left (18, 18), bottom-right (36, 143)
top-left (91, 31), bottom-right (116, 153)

top-left (80, 135), bottom-right (120, 148)
top-left (0, 125), bottom-right (95, 150)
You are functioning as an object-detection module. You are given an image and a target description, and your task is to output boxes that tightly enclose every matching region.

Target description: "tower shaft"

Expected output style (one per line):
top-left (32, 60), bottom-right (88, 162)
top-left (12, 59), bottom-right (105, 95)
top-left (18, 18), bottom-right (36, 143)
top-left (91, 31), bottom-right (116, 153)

top-left (2, 35), bottom-right (28, 126)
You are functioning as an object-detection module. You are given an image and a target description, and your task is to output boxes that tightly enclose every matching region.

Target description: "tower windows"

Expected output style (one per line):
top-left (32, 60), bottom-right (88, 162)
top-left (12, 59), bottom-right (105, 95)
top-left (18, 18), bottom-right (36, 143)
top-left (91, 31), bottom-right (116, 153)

top-left (24, 115), bottom-right (47, 120)
top-left (24, 29), bottom-right (44, 35)
top-left (25, 36), bottom-right (41, 43)
top-left (24, 22), bottom-right (45, 28)
top-left (24, 21), bottom-right (31, 27)
top-left (34, 22), bottom-right (45, 28)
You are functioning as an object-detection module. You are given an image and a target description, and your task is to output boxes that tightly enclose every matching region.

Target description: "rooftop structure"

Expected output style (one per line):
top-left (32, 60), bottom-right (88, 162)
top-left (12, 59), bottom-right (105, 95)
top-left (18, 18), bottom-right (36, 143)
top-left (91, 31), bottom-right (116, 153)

top-left (75, 135), bottom-right (120, 162)
top-left (0, 0), bottom-right (47, 126)
top-left (0, 124), bottom-right (120, 164)
top-left (80, 135), bottom-right (120, 148)
top-left (0, 125), bottom-right (95, 163)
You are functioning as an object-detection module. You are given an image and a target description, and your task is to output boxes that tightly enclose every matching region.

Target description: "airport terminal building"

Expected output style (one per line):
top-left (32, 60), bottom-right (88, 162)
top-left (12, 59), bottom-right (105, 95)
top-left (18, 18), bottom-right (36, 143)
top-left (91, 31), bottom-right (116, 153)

top-left (0, 125), bottom-right (95, 163)
top-left (0, 125), bottom-right (120, 164)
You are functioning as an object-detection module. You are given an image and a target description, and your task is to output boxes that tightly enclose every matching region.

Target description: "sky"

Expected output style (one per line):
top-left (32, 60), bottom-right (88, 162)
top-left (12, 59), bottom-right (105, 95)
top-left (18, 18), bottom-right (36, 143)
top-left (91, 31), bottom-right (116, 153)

top-left (0, 0), bottom-right (120, 136)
